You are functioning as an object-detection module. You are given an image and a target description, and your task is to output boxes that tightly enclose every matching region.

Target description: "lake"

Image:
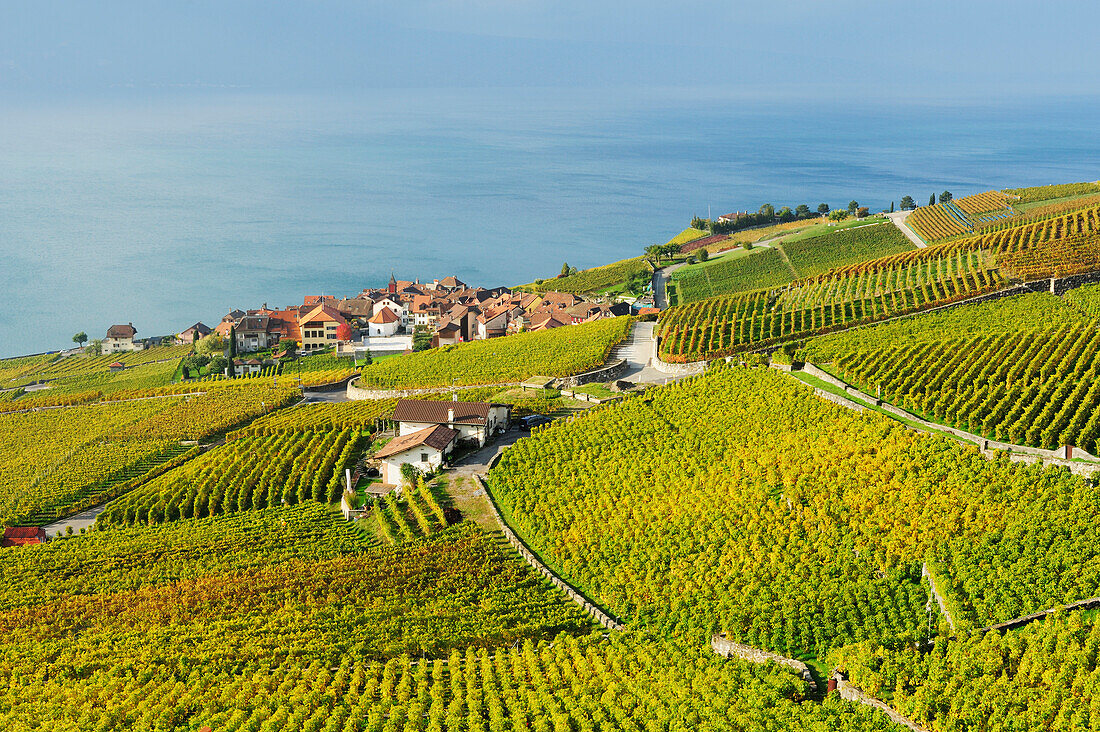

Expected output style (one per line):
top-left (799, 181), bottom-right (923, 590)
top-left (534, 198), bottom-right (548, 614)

top-left (1, 88), bottom-right (1098, 357)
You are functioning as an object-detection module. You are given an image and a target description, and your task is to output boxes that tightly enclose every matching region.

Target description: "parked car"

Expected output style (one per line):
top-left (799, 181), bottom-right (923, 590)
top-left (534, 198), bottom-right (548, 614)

top-left (519, 415), bottom-right (553, 431)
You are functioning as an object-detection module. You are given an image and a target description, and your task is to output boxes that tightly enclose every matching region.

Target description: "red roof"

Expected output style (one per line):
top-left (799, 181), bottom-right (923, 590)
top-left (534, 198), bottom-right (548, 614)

top-left (374, 425), bottom-right (459, 459)
top-left (2, 526), bottom-right (46, 547)
top-left (369, 307), bottom-right (400, 324)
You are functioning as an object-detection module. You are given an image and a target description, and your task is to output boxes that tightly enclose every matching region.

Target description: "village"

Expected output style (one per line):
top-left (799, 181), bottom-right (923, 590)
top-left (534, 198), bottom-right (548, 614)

top-left (86, 273), bottom-right (637, 375)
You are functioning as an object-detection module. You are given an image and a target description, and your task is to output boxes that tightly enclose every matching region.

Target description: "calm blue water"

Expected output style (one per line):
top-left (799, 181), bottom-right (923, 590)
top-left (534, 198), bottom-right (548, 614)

top-left (1, 89), bottom-right (1098, 358)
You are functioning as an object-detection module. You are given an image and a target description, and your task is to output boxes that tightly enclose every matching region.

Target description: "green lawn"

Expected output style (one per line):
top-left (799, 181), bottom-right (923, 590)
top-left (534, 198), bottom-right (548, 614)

top-left (670, 246), bottom-right (794, 304)
top-left (775, 215), bottom-right (887, 244)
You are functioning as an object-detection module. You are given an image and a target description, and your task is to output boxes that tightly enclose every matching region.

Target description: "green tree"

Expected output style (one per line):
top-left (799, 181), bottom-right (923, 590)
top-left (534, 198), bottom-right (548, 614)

top-left (929, 193), bottom-right (936, 206)
top-left (194, 333), bottom-right (226, 356)
top-left (758, 203), bottom-right (775, 220)
top-left (208, 355), bottom-right (227, 375)
top-left (560, 262), bottom-right (570, 277)
top-left (939, 190), bottom-right (953, 203)
top-left (828, 209), bottom-right (849, 222)
top-left (72, 331), bottom-right (87, 349)
top-left (85, 339), bottom-right (103, 356)
top-left (697, 248), bottom-right (709, 262)
top-left (777, 206), bottom-right (795, 222)
top-left (890, 201), bottom-right (895, 213)
top-left (900, 196), bottom-right (915, 210)
top-left (817, 203), bottom-right (830, 215)
top-left (227, 326), bottom-right (237, 378)
top-left (795, 204), bottom-right (812, 219)
top-left (848, 200), bottom-right (859, 215)
top-left (413, 325), bottom-right (433, 352)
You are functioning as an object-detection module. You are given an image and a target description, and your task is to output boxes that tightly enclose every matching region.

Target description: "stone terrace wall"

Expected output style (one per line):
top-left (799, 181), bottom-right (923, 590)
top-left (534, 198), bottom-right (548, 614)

top-left (474, 474), bottom-right (623, 631)
top-left (833, 672), bottom-right (930, 732)
top-left (796, 363), bottom-right (1100, 478)
top-left (559, 359), bottom-right (628, 387)
top-left (711, 634), bottom-right (816, 690)
top-left (651, 335), bottom-right (706, 376)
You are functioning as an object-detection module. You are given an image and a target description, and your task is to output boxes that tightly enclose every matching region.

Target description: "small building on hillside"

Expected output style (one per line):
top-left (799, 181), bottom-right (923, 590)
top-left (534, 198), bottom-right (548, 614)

top-left (232, 358), bottom-right (265, 376)
top-left (374, 424), bottom-right (459, 486)
top-left (103, 323), bottom-right (142, 354)
top-left (393, 399), bottom-right (509, 448)
top-left (2, 527), bottom-right (47, 547)
top-left (108, 361), bottom-right (126, 372)
top-left (367, 307), bottom-right (401, 338)
top-left (176, 322), bottom-right (212, 345)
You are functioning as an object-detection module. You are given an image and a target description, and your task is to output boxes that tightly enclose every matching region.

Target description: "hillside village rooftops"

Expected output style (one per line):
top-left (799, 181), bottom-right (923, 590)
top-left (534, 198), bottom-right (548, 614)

top-left (374, 424), bottom-right (459, 459)
top-left (393, 399), bottom-right (498, 426)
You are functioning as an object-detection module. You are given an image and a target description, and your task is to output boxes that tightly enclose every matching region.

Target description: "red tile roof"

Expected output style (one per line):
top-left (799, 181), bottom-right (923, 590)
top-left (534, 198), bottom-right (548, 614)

top-left (369, 307), bottom-right (400, 324)
top-left (2, 527), bottom-right (46, 546)
top-left (374, 424), bottom-right (458, 459)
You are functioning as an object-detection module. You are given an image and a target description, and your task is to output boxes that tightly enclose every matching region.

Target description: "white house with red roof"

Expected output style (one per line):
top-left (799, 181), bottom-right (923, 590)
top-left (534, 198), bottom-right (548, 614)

top-left (367, 306), bottom-right (401, 338)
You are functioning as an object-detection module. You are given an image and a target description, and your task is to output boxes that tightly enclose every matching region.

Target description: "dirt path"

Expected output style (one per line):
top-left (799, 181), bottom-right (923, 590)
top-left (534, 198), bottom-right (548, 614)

top-left (887, 210), bottom-right (927, 248)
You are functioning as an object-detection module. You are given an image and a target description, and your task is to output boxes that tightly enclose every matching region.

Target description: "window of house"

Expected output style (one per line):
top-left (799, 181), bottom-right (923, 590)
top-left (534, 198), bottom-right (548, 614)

top-left (420, 453), bottom-right (428, 462)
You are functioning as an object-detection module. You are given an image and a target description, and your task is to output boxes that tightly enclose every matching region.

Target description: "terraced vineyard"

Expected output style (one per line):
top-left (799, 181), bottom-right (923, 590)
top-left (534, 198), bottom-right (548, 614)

top-left (99, 429), bottom-right (364, 525)
top-left (373, 479), bottom-right (451, 544)
top-left (781, 220), bottom-right (914, 277)
top-left (830, 323), bottom-right (1100, 451)
top-left (0, 398), bottom-right (191, 526)
top-left (359, 315), bottom-right (633, 388)
top-left (670, 247), bottom-right (794, 304)
top-left (659, 248), bottom-right (1000, 361)
top-left (526, 256), bottom-right (652, 294)
top-left (833, 613), bottom-right (1100, 732)
top-left (490, 366), bottom-right (1099, 657)
top-left (1004, 180), bottom-right (1100, 203)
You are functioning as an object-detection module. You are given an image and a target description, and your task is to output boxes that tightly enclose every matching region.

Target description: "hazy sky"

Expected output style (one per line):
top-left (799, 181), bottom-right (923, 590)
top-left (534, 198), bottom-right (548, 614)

top-left (2, 1), bottom-right (1097, 98)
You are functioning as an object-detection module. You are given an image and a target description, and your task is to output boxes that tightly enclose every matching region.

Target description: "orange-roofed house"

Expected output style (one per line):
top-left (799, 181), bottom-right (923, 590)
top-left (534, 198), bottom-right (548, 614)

top-left (298, 304), bottom-right (348, 351)
top-left (367, 306), bottom-right (401, 338)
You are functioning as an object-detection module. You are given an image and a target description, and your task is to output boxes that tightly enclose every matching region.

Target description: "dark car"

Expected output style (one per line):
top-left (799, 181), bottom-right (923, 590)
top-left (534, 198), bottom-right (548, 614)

top-left (519, 415), bottom-right (553, 431)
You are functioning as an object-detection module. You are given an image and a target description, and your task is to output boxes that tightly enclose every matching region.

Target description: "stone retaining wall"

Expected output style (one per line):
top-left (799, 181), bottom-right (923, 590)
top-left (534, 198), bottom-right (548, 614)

top-left (473, 474), bottom-right (623, 631)
top-left (833, 672), bottom-right (930, 732)
top-left (711, 634), bottom-right (816, 690)
top-left (347, 378), bottom-right (520, 401)
top-left (795, 363), bottom-right (1100, 477)
top-left (559, 359), bottom-right (628, 387)
top-left (651, 334), bottom-right (706, 375)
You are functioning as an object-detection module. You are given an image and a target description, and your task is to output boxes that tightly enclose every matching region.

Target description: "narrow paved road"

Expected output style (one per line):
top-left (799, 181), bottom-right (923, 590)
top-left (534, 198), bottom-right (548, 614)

top-left (887, 210), bottom-right (927, 248)
top-left (41, 505), bottom-right (107, 537)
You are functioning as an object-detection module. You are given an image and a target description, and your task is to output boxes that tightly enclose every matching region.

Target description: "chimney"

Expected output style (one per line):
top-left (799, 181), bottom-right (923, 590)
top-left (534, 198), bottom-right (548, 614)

top-left (447, 407), bottom-right (454, 424)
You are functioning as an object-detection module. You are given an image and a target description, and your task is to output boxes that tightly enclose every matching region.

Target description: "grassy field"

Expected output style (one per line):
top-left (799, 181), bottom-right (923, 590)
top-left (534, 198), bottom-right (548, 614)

top-left (669, 246), bottom-right (794, 304)
top-left (779, 219), bottom-right (915, 277)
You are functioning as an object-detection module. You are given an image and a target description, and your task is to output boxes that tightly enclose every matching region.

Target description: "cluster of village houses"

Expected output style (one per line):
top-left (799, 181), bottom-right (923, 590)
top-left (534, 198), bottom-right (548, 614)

top-left (102, 275), bottom-right (632, 361)
top-left (94, 275), bottom-right (634, 376)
